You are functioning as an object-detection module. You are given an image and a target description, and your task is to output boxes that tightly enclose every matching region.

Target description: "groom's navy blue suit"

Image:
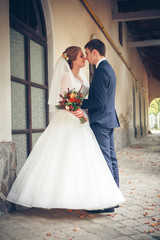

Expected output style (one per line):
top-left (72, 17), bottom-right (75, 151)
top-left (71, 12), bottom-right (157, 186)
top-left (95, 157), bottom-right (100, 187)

top-left (81, 59), bottom-right (120, 187)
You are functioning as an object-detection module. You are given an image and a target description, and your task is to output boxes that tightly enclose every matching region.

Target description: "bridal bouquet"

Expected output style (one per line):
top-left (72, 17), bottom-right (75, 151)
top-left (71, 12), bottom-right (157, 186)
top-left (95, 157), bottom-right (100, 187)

top-left (56, 87), bottom-right (87, 124)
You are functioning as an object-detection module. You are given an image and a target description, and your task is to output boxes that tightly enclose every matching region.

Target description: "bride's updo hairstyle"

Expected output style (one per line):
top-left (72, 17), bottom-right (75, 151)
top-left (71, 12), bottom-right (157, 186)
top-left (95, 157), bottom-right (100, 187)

top-left (62, 46), bottom-right (81, 69)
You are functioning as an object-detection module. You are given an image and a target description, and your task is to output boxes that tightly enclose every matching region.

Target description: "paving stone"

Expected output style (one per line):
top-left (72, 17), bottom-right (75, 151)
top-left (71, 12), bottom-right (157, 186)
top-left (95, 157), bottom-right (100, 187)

top-left (116, 226), bottom-right (140, 236)
top-left (0, 232), bottom-right (12, 240)
top-left (130, 233), bottom-right (156, 240)
top-left (133, 224), bottom-right (158, 233)
top-left (115, 236), bottom-right (134, 240)
top-left (120, 219), bottom-right (142, 227)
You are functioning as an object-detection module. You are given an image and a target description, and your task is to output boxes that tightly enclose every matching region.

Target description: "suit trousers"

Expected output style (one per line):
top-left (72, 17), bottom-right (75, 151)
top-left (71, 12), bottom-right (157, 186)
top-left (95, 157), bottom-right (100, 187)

top-left (91, 125), bottom-right (119, 187)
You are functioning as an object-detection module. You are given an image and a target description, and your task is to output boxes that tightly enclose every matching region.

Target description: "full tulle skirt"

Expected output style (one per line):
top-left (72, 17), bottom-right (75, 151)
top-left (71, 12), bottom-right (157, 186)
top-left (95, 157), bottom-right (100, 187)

top-left (7, 110), bottom-right (125, 210)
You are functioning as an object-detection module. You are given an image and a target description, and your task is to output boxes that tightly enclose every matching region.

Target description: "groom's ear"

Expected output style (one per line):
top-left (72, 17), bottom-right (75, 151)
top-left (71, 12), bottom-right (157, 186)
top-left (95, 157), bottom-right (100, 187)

top-left (93, 49), bottom-right (98, 56)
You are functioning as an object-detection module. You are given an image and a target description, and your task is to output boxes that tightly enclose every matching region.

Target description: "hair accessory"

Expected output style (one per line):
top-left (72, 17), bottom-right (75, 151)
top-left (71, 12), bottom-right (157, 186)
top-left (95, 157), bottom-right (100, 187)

top-left (62, 53), bottom-right (69, 61)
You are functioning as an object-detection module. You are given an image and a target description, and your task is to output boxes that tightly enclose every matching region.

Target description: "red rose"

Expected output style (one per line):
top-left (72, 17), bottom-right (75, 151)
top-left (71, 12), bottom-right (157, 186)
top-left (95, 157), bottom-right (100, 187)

top-left (69, 98), bottom-right (76, 102)
top-left (69, 105), bottom-right (74, 110)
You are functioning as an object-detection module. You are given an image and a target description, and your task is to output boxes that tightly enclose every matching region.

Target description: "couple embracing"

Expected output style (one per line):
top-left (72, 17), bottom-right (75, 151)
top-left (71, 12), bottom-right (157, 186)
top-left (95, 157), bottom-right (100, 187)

top-left (7, 39), bottom-right (125, 213)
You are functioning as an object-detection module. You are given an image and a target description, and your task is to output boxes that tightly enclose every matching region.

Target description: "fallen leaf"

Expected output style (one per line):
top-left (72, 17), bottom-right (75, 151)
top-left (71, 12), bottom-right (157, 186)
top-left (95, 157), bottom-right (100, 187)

top-left (68, 209), bottom-right (73, 212)
top-left (148, 230), bottom-right (154, 233)
top-left (143, 212), bottom-right (148, 216)
top-left (80, 214), bottom-right (86, 219)
top-left (73, 228), bottom-right (80, 232)
top-left (145, 222), bottom-right (150, 224)
top-left (87, 214), bottom-right (95, 218)
top-left (152, 217), bottom-right (156, 221)
top-left (150, 223), bottom-right (157, 227)
top-left (46, 233), bottom-right (51, 237)
top-left (106, 214), bottom-right (114, 217)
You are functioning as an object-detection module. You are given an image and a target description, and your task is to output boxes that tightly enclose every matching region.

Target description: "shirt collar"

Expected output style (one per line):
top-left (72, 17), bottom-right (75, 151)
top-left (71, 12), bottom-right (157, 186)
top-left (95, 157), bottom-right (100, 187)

top-left (96, 57), bottom-right (106, 68)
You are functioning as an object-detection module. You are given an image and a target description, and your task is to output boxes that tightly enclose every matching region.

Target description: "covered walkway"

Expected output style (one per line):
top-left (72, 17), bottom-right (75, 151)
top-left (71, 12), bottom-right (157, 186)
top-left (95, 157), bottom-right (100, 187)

top-left (0, 132), bottom-right (159, 240)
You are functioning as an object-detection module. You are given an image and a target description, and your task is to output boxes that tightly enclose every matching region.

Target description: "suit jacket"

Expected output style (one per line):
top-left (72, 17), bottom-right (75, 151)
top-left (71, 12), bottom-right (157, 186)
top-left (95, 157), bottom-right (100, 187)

top-left (81, 60), bottom-right (120, 129)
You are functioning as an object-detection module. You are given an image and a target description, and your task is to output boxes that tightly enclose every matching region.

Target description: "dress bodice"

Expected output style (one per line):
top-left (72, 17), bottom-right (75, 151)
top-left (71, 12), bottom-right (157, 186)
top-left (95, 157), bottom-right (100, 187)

top-left (73, 77), bottom-right (89, 97)
top-left (60, 73), bottom-right (89, 99)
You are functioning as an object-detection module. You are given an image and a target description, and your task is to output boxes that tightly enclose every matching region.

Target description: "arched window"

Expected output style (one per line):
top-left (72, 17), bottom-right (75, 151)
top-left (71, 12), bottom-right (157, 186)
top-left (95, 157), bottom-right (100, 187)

top-left (10, 0), bottom-right (48, 173)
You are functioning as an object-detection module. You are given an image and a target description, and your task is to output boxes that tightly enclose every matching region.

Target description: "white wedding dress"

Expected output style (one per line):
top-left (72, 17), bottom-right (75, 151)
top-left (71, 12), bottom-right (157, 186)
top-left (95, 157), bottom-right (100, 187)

top-left (7, 58), bottom-right (125, 210)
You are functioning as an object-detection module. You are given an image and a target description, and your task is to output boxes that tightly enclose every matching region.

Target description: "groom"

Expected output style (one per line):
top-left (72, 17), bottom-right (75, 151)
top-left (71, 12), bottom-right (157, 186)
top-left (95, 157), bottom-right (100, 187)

top-left (81, 39), bottom-right (120, 213)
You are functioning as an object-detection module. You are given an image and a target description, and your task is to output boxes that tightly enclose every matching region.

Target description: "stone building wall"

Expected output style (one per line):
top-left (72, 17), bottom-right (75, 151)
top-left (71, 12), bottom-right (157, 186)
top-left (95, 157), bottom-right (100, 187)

top-left (0, 142), bottom-right (16, 213)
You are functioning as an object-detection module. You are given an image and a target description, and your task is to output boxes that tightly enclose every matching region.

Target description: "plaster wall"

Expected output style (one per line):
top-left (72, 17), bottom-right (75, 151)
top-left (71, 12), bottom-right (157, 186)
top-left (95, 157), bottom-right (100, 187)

top-left (0, 0), bottom-right (11, 142)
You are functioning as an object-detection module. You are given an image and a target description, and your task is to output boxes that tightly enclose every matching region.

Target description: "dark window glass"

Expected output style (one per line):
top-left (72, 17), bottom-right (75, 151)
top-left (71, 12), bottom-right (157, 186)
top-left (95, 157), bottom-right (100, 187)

top-left (119, 22), bottom-right (123, 46)
top-left (10, 0), bottom-right (45, 35)
top-left (10, 0), bottom-right (27, 23)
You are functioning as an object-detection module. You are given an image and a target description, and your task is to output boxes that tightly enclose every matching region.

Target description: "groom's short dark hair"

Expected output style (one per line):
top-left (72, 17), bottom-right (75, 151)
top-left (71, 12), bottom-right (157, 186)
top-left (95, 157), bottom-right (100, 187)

top-left (85, 39), bottom-right (106, 56)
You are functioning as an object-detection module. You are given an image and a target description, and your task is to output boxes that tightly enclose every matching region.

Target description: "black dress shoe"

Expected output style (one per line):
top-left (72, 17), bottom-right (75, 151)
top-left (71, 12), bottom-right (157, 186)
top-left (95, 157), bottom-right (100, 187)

top-left (114, 205), bottom-right (119, 208)
top-left (86, 207), bottom-right (114, 213)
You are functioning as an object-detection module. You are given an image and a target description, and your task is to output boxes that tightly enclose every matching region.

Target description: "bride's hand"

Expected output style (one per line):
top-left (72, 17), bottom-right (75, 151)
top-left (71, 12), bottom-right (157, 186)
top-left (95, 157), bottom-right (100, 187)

top-left (83, 115), bottom-right (88, 122)
top-left (65, 109), bottom-right (88, 122)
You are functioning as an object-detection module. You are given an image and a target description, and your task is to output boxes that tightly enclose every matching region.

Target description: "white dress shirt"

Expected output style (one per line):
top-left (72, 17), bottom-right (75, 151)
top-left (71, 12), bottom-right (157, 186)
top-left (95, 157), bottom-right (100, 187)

top-left (96, 57), bottom-right (106, 68)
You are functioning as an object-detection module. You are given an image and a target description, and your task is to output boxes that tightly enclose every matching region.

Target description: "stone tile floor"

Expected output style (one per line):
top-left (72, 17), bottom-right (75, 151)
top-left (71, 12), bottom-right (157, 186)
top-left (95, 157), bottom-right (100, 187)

top-left (0, 132), bottom-right (159, 240)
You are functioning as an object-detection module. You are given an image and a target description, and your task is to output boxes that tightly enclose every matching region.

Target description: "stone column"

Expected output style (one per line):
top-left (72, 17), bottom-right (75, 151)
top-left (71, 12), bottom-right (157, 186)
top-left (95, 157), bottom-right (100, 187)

top-left (0, 143), bottom-right (16, 213)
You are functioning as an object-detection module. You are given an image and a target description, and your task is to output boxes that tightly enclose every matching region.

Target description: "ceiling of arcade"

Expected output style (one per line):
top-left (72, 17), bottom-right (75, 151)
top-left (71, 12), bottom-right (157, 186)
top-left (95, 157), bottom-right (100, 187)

top-left (112, 0), bottom-right (160, 101)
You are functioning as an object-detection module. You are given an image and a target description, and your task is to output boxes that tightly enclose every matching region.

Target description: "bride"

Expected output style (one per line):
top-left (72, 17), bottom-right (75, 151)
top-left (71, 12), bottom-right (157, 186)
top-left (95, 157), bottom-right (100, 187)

top-left (7, 46), bottom-right (125, 211)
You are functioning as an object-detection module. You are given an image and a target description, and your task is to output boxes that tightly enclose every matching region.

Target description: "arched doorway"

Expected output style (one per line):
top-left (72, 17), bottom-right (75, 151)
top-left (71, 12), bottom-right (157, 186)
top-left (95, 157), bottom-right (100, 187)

top-left (10, 0), bottom-right (48, 173)
top-left (149, 98), bottom-right (160, 131)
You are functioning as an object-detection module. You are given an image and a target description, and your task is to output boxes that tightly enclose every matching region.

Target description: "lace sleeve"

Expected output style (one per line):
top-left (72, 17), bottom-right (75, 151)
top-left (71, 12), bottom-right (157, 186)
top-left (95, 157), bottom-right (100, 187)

top-left (60, 73), bottom-right (72, 93)
top-left (82, 80), bottom-right (89, 98)
top-left (79, 70), bottom-right (89, 98)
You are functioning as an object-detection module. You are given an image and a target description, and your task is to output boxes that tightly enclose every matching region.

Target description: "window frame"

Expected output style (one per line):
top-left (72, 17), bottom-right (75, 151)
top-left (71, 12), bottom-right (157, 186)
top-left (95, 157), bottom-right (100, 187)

top-left (10, 7), bottom-right (48, 154)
